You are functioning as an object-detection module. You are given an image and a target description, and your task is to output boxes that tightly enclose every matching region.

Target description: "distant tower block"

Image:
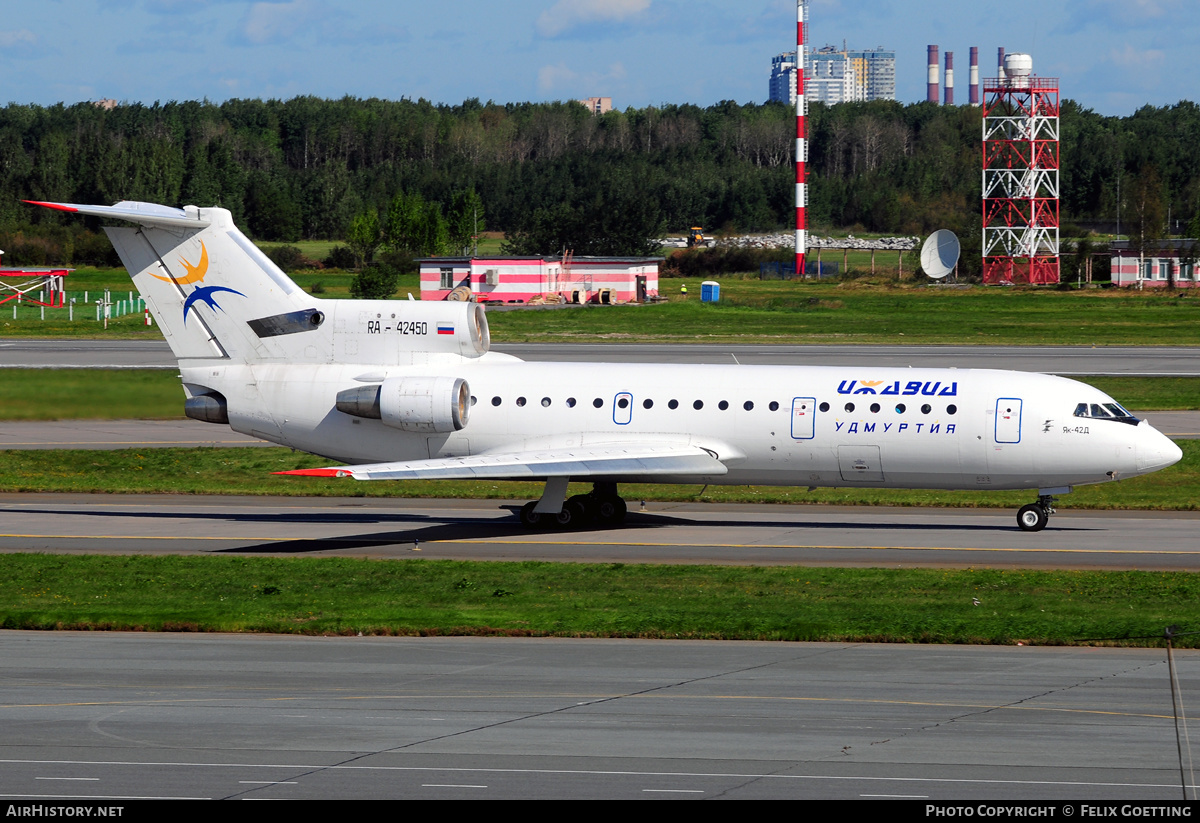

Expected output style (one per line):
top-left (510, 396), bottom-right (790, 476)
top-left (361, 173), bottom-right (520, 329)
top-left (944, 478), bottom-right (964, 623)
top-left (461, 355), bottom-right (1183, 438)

top-left (982, 52), bottom-right (1060, 285)
top-left (944, 52), bottom-right (954, 105)
top-left (927, 45), bottom-right (939, 103)
top-left (969, 47), bottom-right (980, 105)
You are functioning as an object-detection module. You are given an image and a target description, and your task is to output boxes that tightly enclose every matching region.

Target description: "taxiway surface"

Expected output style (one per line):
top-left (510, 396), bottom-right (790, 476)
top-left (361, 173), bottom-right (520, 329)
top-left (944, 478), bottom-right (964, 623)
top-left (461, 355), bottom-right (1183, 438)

top-left (4, 338), bottom-right (1200, 374)
top-left (2, 494), bottom-right (1196, 570)
top-left (0, 631), bottom-right (1194, 800)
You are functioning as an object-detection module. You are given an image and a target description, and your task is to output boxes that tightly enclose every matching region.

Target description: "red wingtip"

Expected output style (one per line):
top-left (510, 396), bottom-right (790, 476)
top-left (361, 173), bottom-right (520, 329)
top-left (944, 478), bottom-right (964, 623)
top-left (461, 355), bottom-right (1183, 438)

top-left (22, 200), bottom-right (78, 212)
top-left (273, 468), bottom-right (354, 478)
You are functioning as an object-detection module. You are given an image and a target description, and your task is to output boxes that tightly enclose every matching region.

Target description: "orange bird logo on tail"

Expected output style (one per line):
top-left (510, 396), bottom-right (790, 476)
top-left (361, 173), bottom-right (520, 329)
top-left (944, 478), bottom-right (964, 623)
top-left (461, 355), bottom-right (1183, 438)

top-left (152, 242), bottom-right (208, 285)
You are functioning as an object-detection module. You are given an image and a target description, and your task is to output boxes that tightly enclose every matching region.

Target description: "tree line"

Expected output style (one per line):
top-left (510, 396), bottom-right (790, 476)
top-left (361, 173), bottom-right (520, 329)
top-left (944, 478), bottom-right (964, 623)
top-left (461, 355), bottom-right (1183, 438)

top-left (0, 95), bottom-right (1197, 266)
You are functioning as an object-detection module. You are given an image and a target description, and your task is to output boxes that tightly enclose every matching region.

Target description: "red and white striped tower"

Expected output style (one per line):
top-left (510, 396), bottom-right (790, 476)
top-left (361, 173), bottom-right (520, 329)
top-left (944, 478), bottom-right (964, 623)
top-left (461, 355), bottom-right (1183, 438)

top-left (795, 0), bottom-right (806, 276)
top-left (927, 45), bottom-right (939, 103)
top-left (982, 53), bottom-right (1060, 284)
top-left (969, 47), bottom-right (980, 105)
top-left (944, 51), bottom-right (954, 105)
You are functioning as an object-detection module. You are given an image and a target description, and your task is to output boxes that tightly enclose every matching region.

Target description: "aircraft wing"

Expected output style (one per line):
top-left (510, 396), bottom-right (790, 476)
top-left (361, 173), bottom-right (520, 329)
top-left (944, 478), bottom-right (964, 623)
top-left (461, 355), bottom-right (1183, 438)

top-left (275, 443), bottom-right (728, 482)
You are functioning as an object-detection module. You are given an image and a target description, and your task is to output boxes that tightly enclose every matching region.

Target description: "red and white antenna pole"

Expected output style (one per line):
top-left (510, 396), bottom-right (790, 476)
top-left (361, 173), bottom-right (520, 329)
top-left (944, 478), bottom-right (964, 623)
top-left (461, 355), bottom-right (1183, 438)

top-left (795, 0), bottom-right (806, 277)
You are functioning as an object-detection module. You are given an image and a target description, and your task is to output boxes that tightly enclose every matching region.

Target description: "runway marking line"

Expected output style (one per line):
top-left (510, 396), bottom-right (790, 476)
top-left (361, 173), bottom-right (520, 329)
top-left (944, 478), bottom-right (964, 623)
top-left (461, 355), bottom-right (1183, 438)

top-left (0, 696), bottom-right (1178, 721)
top-left (0, 759), bottom-right (1188, 791)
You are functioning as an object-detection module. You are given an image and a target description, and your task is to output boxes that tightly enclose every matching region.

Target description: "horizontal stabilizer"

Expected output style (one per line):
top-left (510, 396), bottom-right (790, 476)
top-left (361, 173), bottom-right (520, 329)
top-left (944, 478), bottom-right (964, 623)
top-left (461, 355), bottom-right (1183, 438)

top-left (275, 443), bottom-right (728, 481)
top-left (24, 200), bottom-right (212, 230)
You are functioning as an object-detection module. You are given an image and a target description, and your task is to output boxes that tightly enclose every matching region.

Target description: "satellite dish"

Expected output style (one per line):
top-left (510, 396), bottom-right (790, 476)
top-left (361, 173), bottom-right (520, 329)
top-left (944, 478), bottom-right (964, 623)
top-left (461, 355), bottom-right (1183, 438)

top-left (921, 230), bottom-right (960, 280)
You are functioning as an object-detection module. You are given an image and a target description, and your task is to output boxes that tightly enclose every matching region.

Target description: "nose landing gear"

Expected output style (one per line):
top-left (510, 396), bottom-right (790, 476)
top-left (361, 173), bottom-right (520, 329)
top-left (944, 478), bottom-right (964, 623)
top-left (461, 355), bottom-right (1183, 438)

top-left (1017, 493), bottom-right (1060, 532)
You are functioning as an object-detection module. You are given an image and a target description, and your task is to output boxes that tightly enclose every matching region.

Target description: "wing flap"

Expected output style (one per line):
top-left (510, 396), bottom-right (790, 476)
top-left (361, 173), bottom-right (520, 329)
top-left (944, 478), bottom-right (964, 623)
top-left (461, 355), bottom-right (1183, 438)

top-left (276, 443), bottom-right (727, 481)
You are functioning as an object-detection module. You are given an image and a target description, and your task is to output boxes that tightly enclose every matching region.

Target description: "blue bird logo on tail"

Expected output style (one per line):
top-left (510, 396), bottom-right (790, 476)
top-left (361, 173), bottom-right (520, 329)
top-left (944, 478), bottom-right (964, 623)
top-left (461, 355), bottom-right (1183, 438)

top-left (183, 286), bottom-right (246, 324)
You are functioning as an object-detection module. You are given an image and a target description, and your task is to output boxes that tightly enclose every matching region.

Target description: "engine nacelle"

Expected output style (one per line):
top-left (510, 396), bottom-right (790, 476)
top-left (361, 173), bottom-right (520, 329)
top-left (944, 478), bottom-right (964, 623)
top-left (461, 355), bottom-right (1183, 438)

top-left (329, 300), bottom-right (490, 365)
top-left (336, 376), bottom-right (470, 433)
top-left (184, 392), bottom-right (229, 424)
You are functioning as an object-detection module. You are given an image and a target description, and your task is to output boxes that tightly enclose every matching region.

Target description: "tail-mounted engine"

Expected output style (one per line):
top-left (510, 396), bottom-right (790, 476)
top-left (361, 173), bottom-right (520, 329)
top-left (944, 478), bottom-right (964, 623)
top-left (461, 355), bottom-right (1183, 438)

top-left (336, 376), bottom-right (470, 433)
top-left (331, 300), bottom-right (490, 365)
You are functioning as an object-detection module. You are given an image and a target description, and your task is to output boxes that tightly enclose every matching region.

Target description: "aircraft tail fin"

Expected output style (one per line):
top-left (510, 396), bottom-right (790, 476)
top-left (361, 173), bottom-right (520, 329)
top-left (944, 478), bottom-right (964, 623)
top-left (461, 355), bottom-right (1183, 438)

top-left (27, 200), bottom-right (320, 363)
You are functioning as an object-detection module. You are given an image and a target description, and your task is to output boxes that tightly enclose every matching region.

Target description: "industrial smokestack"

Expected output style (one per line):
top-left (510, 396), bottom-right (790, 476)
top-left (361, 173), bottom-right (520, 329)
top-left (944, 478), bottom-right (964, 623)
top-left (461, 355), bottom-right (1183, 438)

top-left (969, 47), bottom-right (979, 105)
top-left (944, 52), bottom-right (954, 105)
top-left (998, 47), bottom-right (1005, 84)
top-left (927, 45), bottom-right (939, 103)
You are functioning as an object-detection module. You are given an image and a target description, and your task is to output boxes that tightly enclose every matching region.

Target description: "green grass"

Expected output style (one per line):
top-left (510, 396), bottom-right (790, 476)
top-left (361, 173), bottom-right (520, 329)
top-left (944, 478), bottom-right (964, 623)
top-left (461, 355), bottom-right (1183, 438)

top-left (0, 555), bottom-right (1196, 645)
top-left (5, 276), bottom-right (1200, 344)
top-left (2, 370), bottom-right (1195, 421)
top-left (0, 369), bottom-right (183, 420)
top-left (0, 441), bottom-right (1195, 510)
top-left (485, 281), bottom-right (1200, 345)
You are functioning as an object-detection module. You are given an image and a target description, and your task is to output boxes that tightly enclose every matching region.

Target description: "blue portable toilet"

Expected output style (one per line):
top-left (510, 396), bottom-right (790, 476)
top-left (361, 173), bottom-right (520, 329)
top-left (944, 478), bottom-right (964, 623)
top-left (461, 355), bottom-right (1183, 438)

top-left (700, 280), bottom-right (720, 302)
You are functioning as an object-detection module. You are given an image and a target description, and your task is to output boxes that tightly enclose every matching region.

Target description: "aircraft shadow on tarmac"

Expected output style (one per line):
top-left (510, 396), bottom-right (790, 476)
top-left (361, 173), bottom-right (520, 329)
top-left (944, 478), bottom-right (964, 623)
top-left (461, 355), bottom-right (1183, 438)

top-left (8, 505), bottom-right (1095, 555)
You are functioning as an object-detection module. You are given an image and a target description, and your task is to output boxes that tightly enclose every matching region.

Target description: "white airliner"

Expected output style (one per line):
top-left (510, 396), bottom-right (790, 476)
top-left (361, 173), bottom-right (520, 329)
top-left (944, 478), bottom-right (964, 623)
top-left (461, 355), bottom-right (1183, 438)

top-left (31, 199), bottom-right (1182, 532)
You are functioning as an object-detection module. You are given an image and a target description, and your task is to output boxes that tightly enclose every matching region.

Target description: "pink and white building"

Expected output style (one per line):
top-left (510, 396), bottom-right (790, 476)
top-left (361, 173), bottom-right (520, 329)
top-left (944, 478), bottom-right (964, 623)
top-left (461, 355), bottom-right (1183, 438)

top-left (418, 256), bottom-right (661, 304)
top-left (1110, 240), bottom-right (1199, 288)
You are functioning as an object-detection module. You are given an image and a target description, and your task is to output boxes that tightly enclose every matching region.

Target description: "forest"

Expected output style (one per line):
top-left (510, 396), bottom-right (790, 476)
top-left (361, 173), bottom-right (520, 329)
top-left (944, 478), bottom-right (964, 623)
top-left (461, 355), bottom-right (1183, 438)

top-left (0, 95), bottom-right (1197, 270)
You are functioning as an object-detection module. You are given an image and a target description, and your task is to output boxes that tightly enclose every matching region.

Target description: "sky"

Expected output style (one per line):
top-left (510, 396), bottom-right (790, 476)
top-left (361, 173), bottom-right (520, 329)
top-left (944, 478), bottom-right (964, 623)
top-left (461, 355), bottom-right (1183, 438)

top-left (1, 0), bottom-right (1195, 116)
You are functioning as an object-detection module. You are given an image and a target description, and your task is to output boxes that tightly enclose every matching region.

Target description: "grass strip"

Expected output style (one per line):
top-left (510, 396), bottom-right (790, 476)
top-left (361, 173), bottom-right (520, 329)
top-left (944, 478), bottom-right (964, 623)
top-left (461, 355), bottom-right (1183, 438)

top-left (0, 369), bottom-right (183, 420)
top-left (0, 555), bottom-right (1195, 646)
top-left (5, 280), bottom-right (1200, 345)
top-left (1, 370), bottom-right (1196, 421)
top-left (0, 442), bottom-right (1195, 510)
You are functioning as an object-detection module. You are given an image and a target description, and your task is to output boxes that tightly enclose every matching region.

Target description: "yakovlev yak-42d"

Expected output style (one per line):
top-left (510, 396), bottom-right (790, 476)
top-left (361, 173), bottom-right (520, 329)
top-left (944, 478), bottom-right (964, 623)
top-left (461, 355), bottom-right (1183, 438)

top-left (31, 200), bottom-right (1182, 532)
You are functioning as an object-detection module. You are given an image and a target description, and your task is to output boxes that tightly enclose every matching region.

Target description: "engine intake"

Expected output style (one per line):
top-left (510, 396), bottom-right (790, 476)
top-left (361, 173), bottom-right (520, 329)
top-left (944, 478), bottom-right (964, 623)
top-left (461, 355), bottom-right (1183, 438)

top-left (336, 376), bottom-right (470, 433)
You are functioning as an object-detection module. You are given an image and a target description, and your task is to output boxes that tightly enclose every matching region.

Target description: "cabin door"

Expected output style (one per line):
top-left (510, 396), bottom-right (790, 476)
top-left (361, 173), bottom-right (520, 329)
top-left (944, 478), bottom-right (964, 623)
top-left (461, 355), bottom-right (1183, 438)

top-left (790, 397), bottom-right (816, 440)
top-left (994, 398), bottom-right (1023, 444)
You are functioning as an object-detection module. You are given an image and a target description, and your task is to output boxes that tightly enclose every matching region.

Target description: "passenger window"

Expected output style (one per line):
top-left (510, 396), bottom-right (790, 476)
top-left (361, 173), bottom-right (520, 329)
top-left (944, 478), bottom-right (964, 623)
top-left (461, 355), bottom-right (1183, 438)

top-left (770, 401), bottom-right (781, 411)
top-left (743, 401), bottom-right (754, 411)
top-left (921, 404), bottom-right (931, 414)
top-left (693, 400), bottom-right (704, 410)
top-left (593, 398), bottom-right (603, 408)
top-left (947, 405), bottom-right (957, 415)
top-left (566, 398), bottom-right (577, 408)
top-left (541, 397), bottom-right (551, 407)
top-left (516, 397), bottom-right (526, 407)
top-left (491, 396), bottom-right (502, 406)
top-left (718, 400), bottom-right (729, 410)
top-left (668, 399), bottom-right (679, 409)
top-left (844, 402), bottom-right (855, 413)
top-left (643, 399), bottom-right (654, 409)
top-left (617, 397), bottom-right (629, 409)
top-left (870, 403), bottom-right (880, 413)
top-left (895, 403), bottom-right (906, 413)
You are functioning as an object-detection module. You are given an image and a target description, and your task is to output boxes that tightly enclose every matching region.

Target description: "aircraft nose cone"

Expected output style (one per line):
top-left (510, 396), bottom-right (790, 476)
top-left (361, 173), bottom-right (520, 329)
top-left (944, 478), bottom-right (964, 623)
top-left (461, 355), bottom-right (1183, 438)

top-left (1136, 426), bottom-right (1183, 473)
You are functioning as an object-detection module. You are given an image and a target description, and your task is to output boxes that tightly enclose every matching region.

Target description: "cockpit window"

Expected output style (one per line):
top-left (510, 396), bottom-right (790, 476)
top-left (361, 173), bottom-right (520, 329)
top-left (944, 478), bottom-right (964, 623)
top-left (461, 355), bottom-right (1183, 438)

top-left (1074, 401), bottom-right (1140, 425)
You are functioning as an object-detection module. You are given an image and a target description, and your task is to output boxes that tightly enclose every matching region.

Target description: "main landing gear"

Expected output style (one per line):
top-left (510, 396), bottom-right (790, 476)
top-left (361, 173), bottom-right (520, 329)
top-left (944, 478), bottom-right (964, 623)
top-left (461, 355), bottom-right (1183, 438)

top-left (519, 482), bottom-right (628, 530)
top-left (1017, 493), bottom-right (1060, 532)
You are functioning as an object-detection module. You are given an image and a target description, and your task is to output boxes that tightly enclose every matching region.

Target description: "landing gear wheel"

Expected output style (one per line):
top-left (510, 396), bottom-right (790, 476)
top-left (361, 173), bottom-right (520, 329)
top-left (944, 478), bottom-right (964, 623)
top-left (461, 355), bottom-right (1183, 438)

top-left (519, 501), bottom-right (543, 529)
top-left (553, 499), bottom-right (587, 529)
top-left (595, 495), bottom-right (627, 526)
top-left (1017, 504), bottom-right (1048, 532)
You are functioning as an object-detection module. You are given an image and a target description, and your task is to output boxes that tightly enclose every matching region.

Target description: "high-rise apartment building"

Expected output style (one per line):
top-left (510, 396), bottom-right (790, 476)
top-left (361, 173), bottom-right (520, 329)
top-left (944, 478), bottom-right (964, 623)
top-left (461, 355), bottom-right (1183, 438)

top-left (769, 47), bottom-right (895, 105)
